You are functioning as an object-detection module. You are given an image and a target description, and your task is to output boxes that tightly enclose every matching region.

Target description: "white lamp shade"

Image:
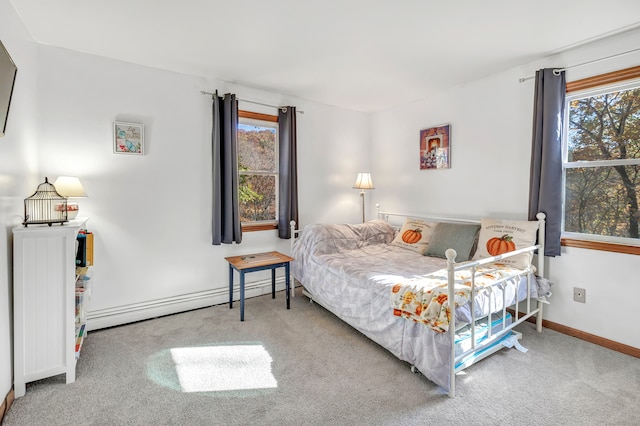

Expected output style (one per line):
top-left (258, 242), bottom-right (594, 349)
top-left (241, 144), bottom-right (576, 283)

top-left (353, 172), bottom-right (375, 190)
top-left (53, 176), bottom-right (87, 197)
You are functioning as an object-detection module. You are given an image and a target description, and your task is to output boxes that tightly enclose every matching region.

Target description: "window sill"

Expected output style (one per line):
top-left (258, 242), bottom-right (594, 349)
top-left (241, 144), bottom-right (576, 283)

top-left (561, 238), bottom-right (640, 256)
top-left (242, 223), bottom-right (278, 232)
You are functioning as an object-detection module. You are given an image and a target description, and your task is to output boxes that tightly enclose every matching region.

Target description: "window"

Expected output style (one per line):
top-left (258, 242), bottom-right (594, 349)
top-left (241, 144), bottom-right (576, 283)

top-left (563, 67), bottom-right (640, 251)
top-left (237, 111), bottom-right (278, 231)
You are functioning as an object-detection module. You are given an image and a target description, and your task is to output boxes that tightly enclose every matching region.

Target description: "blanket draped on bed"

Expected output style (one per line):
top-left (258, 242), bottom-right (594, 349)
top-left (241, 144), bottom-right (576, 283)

top-left (389, 264), bottom-right (530, 332)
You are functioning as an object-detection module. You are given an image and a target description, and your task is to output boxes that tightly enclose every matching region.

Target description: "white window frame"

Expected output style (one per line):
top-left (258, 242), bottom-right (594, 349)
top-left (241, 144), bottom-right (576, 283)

top-left (562, 77), bottom-right (640, 246)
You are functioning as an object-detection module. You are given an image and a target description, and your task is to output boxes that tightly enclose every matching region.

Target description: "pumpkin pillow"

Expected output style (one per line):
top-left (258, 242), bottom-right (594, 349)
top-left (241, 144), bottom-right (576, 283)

top-left (472, 218), bottom-right (539, 269)
top-left (391, 218), bottom-right (437, 254)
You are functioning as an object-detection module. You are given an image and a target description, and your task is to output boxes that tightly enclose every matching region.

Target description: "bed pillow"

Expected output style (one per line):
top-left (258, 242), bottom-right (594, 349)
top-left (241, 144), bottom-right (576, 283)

top-left (472, 218), bottom-right (539, 269)
top-left (424, 222), bottom-right (481, 261)
top-left (391, 218), bottom-right (436, 254)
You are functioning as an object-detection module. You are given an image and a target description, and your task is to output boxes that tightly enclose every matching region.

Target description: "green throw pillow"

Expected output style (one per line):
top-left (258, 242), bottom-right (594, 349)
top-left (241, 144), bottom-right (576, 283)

top-left (424, 222), bottom-right (481, 261)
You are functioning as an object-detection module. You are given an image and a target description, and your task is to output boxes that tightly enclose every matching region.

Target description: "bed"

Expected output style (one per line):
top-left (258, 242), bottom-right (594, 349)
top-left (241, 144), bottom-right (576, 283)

top-left (289, 208), bottom-right (551, 397)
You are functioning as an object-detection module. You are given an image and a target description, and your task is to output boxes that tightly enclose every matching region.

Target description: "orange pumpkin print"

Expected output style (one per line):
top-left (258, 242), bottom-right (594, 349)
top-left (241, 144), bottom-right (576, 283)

top-left (486, 234), bottom-right (516, 256)
top-left (402, 228), bottom-right (422, 244)
top-left (402, 291), bottom-right (414, 304)
top-left (392, 284), bottom-right (402, 293)
top-left (436, 293), bottom-right (448, 305)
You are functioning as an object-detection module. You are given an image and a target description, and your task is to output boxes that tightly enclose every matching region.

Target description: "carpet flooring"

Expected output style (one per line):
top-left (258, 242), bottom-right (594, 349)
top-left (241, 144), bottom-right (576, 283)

top-left (4, 288), bottom-right (640, 425)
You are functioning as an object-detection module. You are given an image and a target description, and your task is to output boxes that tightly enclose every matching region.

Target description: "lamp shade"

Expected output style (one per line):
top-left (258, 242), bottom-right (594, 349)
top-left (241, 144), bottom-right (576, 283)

top-left (53, 176), bottom-right (87, 197)
top-left (353, 172), bottom-right (375, 190)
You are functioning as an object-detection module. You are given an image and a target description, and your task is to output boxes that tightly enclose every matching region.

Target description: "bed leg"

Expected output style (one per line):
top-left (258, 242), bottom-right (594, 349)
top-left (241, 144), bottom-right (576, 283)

top-left (290, 220), bottom-right (297, 299)
top-left (536, 300), bottom-right (544, 332)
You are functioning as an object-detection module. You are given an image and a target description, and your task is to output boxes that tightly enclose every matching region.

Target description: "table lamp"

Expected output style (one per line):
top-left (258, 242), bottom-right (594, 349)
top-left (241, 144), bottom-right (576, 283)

top-left (53, 176), bottom-right (87, 219)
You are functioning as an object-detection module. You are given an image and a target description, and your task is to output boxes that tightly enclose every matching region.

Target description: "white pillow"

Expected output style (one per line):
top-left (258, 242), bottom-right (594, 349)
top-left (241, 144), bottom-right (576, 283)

top-left (472, 218), bottom-right (539, 269)
top-left (391, 218), bottom-right (437, 254)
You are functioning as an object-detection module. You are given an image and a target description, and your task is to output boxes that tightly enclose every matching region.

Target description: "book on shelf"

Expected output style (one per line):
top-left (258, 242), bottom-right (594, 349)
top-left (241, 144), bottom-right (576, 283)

top-left (75, 323), bottom-right (86, 358)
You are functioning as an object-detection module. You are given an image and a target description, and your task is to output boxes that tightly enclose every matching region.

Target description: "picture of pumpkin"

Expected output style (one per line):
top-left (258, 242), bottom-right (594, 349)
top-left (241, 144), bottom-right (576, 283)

top-left (402, 228), bottom-right (422, 244)
top-left (486, 234), bottom-right (516, 256)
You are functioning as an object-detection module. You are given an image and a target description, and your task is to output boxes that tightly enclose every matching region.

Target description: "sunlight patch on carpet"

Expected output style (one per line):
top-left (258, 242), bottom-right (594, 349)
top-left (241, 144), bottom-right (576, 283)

top-left (168, 344), bottom-right (278, 393)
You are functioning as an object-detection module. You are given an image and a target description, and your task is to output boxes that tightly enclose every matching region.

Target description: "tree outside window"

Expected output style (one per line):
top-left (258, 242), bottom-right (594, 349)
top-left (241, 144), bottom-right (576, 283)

top-left (237, 112), bottom-right (278, 226)
top-left (564, 81), bottom-right (640, 242)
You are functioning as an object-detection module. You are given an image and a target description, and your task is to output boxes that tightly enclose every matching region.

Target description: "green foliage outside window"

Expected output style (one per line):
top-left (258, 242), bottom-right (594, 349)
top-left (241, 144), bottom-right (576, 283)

top-left (565, 87), bottom-right (640, 240)
top-left (237, 124), bottom-right (277, 223)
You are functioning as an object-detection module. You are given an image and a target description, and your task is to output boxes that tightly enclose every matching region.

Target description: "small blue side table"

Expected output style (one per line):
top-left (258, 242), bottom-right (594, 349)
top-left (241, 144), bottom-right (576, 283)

top-left (225, 251), bottom-right (294, 321)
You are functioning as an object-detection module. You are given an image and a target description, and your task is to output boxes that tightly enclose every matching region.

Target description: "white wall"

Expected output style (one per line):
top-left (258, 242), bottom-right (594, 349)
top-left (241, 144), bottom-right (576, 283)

top-left (371, 28), bottom-right (640, 349)
top-left (0, 0), bottom-right (40, 403)
top-left (35, 46), bottom-right (371, 327)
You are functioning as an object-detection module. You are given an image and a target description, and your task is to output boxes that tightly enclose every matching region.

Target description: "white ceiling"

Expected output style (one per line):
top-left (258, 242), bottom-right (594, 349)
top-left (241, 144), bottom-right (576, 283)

top-left (9, 0), bottom-right (640, 112)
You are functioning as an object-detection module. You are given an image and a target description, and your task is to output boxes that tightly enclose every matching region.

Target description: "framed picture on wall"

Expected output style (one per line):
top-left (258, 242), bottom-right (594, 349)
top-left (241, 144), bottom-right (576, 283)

top-left (114, 121), bottom-right (144, 155)
top-left (419, 124), bottom-right (450, 169)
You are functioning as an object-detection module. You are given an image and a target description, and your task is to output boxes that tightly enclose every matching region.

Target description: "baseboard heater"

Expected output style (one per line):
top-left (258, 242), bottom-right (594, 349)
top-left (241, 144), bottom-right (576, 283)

top-left (87, 278), bottom-right (289, 331)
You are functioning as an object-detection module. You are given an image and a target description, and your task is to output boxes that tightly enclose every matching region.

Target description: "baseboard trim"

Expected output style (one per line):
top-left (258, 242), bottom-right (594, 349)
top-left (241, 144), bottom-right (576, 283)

top-left (509, 309), bottom-right (640, 358)
top-left (87, 278), bottom-right (288, 331)
top-left (541, 319), bottom-right (640, 358)
top-left (0, 388), bottom-right (15, 424)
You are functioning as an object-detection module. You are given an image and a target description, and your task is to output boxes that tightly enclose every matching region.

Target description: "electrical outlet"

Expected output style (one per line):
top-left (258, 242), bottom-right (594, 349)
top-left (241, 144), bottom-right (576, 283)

top-left (573, 287), bottom-right (586, 303)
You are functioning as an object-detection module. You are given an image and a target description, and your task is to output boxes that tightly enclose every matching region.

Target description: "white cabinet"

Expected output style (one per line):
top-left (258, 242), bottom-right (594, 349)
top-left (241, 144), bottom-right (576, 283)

top-left (13, 218), bottom-right (91, 397)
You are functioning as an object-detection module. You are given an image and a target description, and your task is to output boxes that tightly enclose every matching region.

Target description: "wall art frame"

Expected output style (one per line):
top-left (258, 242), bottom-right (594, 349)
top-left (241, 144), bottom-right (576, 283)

top-left (114, 121), bottom-right (144, 155)
top-left (420, 124), bottom-right (450, 170)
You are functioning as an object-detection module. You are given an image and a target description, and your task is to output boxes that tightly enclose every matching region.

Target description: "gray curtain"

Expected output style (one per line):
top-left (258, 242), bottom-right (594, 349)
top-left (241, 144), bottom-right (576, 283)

top-left (528, 68), bottom-right (566, 257)
top-left (212, 92), bottom-right (242, 245)
top-left (278, 106), bottom-right (299, 239)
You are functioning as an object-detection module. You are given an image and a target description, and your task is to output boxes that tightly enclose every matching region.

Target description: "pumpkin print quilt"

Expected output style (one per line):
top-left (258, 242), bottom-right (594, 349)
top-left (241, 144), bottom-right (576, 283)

top-left (389, 264), bottom-right (530, 332)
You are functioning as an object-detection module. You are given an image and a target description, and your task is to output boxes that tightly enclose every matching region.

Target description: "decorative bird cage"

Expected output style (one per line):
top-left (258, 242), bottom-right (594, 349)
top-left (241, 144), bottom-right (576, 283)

top-left (23, 177), bottom-right (68, 226)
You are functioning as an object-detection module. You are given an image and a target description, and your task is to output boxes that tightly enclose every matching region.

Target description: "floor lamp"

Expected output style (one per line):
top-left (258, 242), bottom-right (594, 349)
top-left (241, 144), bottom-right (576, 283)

top-left (353, 172), bottom-right (375, 223)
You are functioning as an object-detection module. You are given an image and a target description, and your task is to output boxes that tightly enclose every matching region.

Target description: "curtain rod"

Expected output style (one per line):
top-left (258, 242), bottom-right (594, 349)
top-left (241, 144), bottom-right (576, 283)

top-left (518, 47), bottom-right (640, 83)
top-left (201, 90), bottom-right (304, 114)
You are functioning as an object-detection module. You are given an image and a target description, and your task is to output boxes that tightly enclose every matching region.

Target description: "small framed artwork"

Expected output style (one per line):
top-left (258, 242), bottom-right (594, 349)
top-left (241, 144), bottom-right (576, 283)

top-left (420, 124), bottom-right (450, 170)
top-left (114, 121), bottom-right (144, 155)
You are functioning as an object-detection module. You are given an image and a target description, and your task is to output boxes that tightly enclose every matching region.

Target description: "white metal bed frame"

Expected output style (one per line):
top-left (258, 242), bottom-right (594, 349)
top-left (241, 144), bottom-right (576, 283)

top-left (289, 207), bottom-right (547, 397)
